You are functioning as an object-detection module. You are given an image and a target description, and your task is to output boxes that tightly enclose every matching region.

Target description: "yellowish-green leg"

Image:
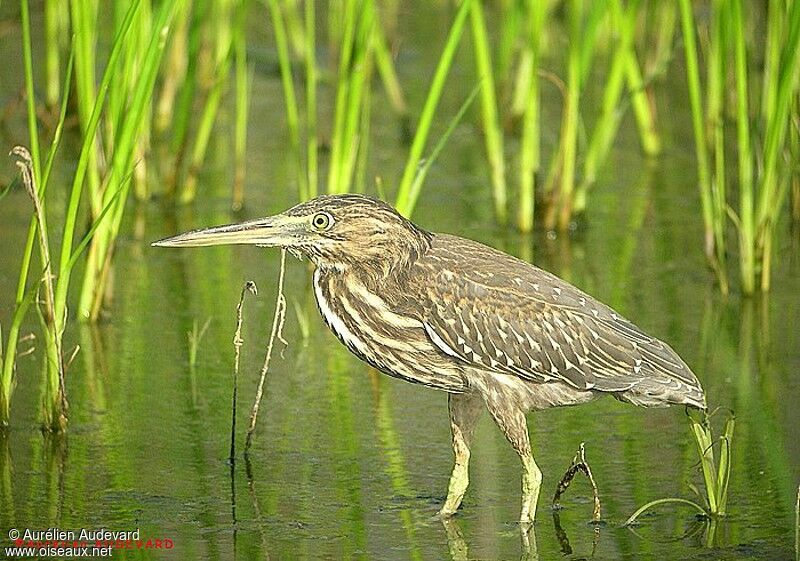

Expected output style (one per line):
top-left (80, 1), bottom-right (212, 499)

top-left (438, 392), bottom-right (483, 517)
top-left (485, 398), bottom-right (540, 525)
top-left (520, 453), bottom-right (542, 526)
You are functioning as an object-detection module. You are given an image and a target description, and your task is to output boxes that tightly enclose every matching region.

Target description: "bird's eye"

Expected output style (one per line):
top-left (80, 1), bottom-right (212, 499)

top-left (312, 212), bottom-right (333, 231)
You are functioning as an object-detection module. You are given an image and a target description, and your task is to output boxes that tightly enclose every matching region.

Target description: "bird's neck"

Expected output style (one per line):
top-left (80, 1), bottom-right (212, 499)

top-left (315, 261), bottom-right (404, 298)
top-left (316, 247), bottom-right (425, 287)
top-left (311, 229), bottom-right (432, 281)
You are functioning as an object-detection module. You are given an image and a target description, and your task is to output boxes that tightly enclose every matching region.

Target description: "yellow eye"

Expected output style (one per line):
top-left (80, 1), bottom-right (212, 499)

top-left (312, 212), bottom-right (333, 230)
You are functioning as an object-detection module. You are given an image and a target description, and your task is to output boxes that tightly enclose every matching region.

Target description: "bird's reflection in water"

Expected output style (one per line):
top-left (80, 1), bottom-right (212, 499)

top-left (440, 511), bottom-right (605, 560)
top-left (440, 516), bottom-right (540, 561)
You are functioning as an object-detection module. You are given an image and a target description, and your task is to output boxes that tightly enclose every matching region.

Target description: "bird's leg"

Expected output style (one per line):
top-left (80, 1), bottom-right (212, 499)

top-left (438, 392), bottom-right (483, 517)
top-left (520, 452), bottom-right (542, 526)
top-left (486, 401), bottom-right (541, 526)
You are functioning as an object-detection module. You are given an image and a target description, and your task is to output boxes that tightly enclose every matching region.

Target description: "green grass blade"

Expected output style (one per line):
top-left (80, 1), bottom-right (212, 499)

top-left (333, 4), bottom-right (375, 194)
top-left (730, 0), bottom-right (756, 294)
top-left (576, 0), bottom-right (628, 210)
top-left (327, 0), bottom-right (359, 194)
top-left (395, 0), bottom-right (473, 216)
top-left (624, 497), bottom-right (708, 526)
top-left (517, 0), bottom-right (548, 232)
top-left (53, 0), bottom-right (143, 325)
top-left (44, 0), bottom-right (62, 107)
top-left (623, 0), bottom-right (660, 157)
top-left (408, 84), bottom-right (480, 200)
top-left (66, 182), bottom-right (127, 273)
top-left (756, 0), bottom-right (800, 291)
top-left (78, 0), bottom-right (181, 320)
top-left (554, 0), bottom-right (583, 230)
top-left (678, 0), bottom-right (726, 289)
top-left (715, 415), bottom-right (735, 515)
top-left (305, 0), bottom-right (318, 198)
top-left (20, 0), bottom-right (42, 183)
top-left (1, 36), bottom-right (72, 428)
top-left (372, 1), bottom-right (407, 119)
top-left (266, 0), bottom-right (304, 199)
top-left (233, 0), bottom-right (251, 210)
top-left (469, 0), bottom-right (507, 224)
top-left (689, 413), bottom-right (718, 514)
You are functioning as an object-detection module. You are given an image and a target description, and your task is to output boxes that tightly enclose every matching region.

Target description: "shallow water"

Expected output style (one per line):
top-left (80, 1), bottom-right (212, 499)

top-left (1, 3), bottom-right (799, 560)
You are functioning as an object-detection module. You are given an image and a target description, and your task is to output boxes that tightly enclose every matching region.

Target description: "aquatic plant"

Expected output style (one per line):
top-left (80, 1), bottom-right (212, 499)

top-left (266, 0), bottom-right (305, 197)
top-left (233, 2), bottom-right (252, 210)
top-left (12, 148), bottom-right (68, 432)
top-left (303, 0), bottom-right (318, 199)
top-left (507, 0), bottom-right (660, 231)
top-left (179, 0), bottom-right (243, 203)
top-left (326, 0), bottom-right (376, 195)
top-left (626, 410), bottom-right (734, 523)
top-left (1, 0), bottom-right (181, 429)
top-left (469, 0), bottom-right (507, 224)
top-left (1, 0), bottom-right (80, 430)
top-left (76, 0), bottom-right (182, 321)
top-left (265, 0), bottom-right (409, 200)
top-left (679, 0), bottom-right (800, 294)
top-left (394, 0), bottom-right (474, 216)
top-left (516, 0), bottom-right (549, 233)
top-left (574, 0), bottom-right (660, 215)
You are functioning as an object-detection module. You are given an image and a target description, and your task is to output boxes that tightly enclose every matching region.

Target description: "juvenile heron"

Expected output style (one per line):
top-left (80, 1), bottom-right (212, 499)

top-left (154, 194), bottom-right (705, 524)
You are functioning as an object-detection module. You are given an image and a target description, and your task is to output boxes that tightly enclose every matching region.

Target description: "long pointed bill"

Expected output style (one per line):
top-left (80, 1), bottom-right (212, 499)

top-left (152, 215), bottom-right (300, 248)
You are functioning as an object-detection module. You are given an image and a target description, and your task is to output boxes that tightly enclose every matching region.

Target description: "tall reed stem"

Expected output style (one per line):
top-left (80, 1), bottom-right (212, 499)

top-left (327, 0), bottom-right (375, 194)
top-left (395, 0), bottom-right (473, 217)
top-left (730, 0), bottom-right (755, 294)
top-left (305, 0), bottom-right (318, 198)
top-left (78, 0), bottom-right (180, 321)
top-left (233, 0), bottom-right (251, 210)
top-left (517, 0), bottom-right (547, 232)
top-left (13, 148), bottom-right (67, 431)
top-left (678, 0), bottom-right (727, 292)
top-left (469, 0), bottom-right (507, 224)
top-left (267, 0), bottom-right (305, 199)
top-left (554, 0), bottom-right (583, 231)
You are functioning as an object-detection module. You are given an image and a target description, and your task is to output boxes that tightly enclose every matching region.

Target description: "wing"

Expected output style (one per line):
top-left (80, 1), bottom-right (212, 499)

top-left (410, 235), bottom-right (705, 408)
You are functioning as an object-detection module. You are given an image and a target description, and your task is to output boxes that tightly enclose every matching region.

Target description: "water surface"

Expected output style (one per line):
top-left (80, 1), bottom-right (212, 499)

top-left (0, 3), bottom-right (798, 560)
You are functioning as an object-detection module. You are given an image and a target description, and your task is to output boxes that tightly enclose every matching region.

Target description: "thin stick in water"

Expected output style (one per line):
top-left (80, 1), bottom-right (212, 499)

top-left (12, 146), bottom-right (68, 429)
top-left (230, 281), bottom-right (257, 463)
top-left (795, 483), bottom-right (799, 561)
top-left (245, 249), bottom-right (288, 452)
top-left (552, 442), bottom-right (602, 522)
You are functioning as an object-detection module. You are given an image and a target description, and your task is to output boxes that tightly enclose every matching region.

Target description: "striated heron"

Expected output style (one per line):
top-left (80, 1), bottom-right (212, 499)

top-left (154, 194), bottom-right (706, 524)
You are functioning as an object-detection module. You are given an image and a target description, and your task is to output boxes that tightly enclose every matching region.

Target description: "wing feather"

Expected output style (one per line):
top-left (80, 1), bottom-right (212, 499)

top-left (410, 234), bottom-right (705, 408)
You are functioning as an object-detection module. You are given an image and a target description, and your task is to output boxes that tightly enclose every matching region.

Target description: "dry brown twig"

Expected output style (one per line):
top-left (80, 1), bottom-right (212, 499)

top-left (553, 441), bottom-right (602, 522)
top-left (11, 146), bottom-right (68, 423)
top-left (230, 280), bottom-right (258, 462)
top-left (245, 249), bottom-right (288, 452)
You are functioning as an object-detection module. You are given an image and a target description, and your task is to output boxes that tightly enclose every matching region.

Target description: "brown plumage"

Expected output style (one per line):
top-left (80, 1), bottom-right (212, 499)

top-left (154, 194), bottom-right (706, 525)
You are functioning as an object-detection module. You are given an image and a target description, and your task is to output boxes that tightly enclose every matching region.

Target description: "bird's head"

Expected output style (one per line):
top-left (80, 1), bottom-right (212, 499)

top-left (153, 194), bottom-right (432, 274)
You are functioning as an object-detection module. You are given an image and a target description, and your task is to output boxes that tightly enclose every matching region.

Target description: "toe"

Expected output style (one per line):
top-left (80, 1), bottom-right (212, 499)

top-left (437, 506), bottom-right (457, 518)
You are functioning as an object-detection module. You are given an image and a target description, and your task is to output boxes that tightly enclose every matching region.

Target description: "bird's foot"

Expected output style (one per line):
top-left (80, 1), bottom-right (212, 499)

top-left (519, 504), bottom-right (536, 529)
top-left (436, 505), bottom-right (458, 519)
top-left (439, 463), bottom-right (469, 518)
